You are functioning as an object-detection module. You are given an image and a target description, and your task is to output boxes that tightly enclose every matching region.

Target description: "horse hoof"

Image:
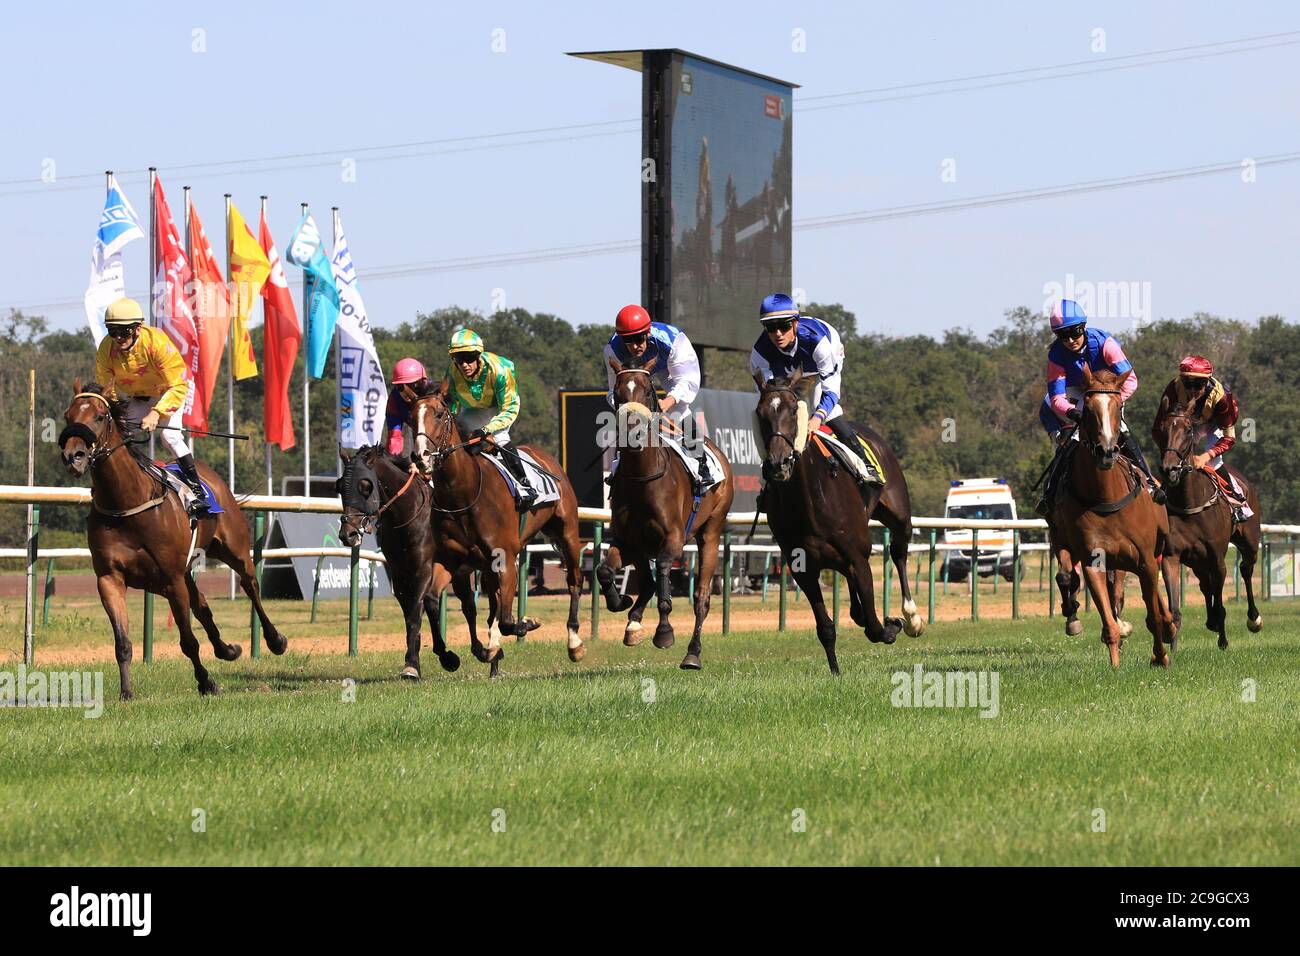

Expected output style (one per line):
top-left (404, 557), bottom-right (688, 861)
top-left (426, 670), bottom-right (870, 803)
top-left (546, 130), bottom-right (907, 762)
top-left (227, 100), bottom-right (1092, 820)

top-left (568, 643), bottom-right (586, 663)
top-left (265, 631), bottom-right (288, 655)
top-left (680, 654), bottom-right (702, 670)
top-left (119, 689), bottom-right (134, 702)
top-left (1247, 615), bottom-right (1263, 633)
top-left (1217, 637), bottom-right (1229, 651)
top-left (652, 625), bottom-right (675, 649)
top-left (1107, 645), bottom-right (1121, 668)
top-left (623, 621), bottom-right (645, 646)
top-left (871, 619), bottom-right (902, 645)
top-left (1066, 619), bottom-right (1083, 637)
top-left (399, 666), bottom-right (421, 681)
top-left (439, 651), bottom-right (461, 672)
top-left (471, 644), bottom-right (491, 663)
top-left (198, 680), bottom-right (220, 696)
top-left (485, 645), bottom-right (503, 663)
top-left (522, 616), bottom-right (542, 632)
top-left (1150, 653), bottom-right (1170, 668)
top-left (1118, 620), bottom-right (1133, 638)
top-left (217, 642), bottom-right (242, 662)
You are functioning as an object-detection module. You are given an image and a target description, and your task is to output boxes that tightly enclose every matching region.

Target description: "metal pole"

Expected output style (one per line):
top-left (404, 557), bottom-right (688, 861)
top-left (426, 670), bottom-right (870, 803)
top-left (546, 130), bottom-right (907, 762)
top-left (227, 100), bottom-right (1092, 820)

top-left (311, 555), bottom-right (325, 622)
top-left (970, 529), bottom-right (979, 621)
top-left (42, 558), bottom-right (55, 627)
top-left (251, 511), bottom-right (264, 657)
top-left (147, 168), bottom-right (157, 463)
top-left (348, 543), bottom-right (360, 656)
top-left (517, 549), bottom-right (528, 641)
top-left (927, 528), bottom-right (936, 624)
top-left (301, 202), bottom-right (311, 496)
top-left (778, 559), bottom-right (788, 631)
top-left (261, 196), bottom-right (273, 498)
top-left (23, 369), bottom-right (36, 664)
top-left (332, 207), bottom-right (343, 479)
top-left (761, 552), bottom-right (770, 602)
top-left (1012, 530), bottom-right (1021, 620)
top-left (722, 531), bottom-right (731, 635)
top-left (224, 193), bottom-right (236, 599)
top-left (590, 523), bottom-right (602, 639)
top-left (882, 528), bottom-right (892, 619)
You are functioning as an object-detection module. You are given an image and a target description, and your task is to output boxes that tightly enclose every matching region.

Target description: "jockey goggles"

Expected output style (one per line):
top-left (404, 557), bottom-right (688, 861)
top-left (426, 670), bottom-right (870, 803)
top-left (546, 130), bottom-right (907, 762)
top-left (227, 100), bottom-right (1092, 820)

top-left (1181, 375), bottom-right (1209, 390)
top-left (1054, 325), bottom-right (1085, 341)
top-left (106, 324), bottom-right (140, 340)
top-left (762, 318), bottom-right (795, 334)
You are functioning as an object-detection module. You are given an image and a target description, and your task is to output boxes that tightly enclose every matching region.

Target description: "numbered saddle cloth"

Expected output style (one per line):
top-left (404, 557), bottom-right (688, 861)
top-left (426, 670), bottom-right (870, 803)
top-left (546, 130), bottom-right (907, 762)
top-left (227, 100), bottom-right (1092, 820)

top-left (814, 427), bottom-right (886, 487)
top-left (159, 462), bottom-right (225, 514)
top-left (484, 449), bottom-right (562, 507)
top-left (660, 434), bottom-right (726, 491)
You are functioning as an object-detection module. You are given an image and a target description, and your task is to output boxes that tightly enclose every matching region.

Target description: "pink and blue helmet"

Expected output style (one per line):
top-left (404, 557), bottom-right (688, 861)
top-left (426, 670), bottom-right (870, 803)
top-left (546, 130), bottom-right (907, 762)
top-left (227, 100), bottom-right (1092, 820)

top-left (1049, 298), bottom-right (1088, 332)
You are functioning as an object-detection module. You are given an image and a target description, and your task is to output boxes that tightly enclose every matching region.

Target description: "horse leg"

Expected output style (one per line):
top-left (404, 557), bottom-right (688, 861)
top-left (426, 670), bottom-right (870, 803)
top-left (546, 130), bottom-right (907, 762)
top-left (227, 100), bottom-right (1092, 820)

top-left (164, 579), bottom-right (218, 695)
top-left (890, 527), bottom-right (925, 636)
top-left (208, 536), bottom-right (287, 655)
top-left (1056, 553), bottom-right (1082, 637)
top-left (422, 565), bottom-right (461, 672)
top-left (451, 568), bottom-right (491, 665)
top-left (596, 542), bottom-right (634, 613)
top-left (97, 573), bottom-right (134, 701)
top-left (1234, 531), bottom-right (1263, 632)
top-left (792, 567), bottom-right (839, 675)
top-left (186, 574), bottom-right (241, 661)
top-left (682, 530), bottom-right (719, 670)
top-left (1162, 553), bottom-right (1183, 646)
top-left (652, 539), bottom-right (683, 650)
top-left (848, 553), bottom-right (902, 645)
top-left (1081, 566), bottom-right (1123, 667)
top-left (552, 532), bottom-right (586, 662)
top-left (623, 557), bottom-right (656, 646)
top-left (1203, 556), bottom-right (1229, 650)
top-left (390, 576), bottom-right (423, 680)
top-left (1137, 558), bottom-right (1173, 667)
top-left (1109, 570), bottom-right (1132, 642)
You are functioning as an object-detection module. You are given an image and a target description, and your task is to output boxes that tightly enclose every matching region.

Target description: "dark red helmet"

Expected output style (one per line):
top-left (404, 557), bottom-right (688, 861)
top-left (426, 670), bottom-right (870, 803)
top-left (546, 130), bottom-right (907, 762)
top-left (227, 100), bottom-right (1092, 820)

top-left (615, 304), bottom-right (652, 337)
top-left (1179, 355), bottom-right (1214, 378)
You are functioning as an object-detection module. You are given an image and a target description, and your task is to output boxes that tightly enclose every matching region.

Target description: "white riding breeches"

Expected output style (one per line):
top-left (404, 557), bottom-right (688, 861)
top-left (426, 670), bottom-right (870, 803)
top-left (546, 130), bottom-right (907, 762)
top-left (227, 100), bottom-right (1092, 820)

top-left (123, 398), bottom-right (190, 457)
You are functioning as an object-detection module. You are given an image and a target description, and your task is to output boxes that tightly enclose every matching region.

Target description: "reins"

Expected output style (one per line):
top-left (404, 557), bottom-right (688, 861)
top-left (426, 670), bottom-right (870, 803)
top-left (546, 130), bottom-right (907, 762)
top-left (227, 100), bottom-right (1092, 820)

top-left (65, 392), bottom-right (168, 518)
top-left (1162, 411), bottom-right (1224, 517)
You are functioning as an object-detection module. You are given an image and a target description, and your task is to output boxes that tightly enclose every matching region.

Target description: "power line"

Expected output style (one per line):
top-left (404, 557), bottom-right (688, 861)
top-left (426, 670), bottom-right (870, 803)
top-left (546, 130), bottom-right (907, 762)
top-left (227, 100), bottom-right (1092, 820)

top-left (2, 29), bottom-right (1293, 198)
top-left (13, 150), bottom-right (1296, 316)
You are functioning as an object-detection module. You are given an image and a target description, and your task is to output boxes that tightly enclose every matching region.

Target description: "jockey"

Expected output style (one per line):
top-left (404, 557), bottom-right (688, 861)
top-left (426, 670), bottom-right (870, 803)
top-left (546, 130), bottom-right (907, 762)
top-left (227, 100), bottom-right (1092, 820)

top-left (1151, 355), bottom-right (1248, 521)
top-left (384, 357), bottom-right (432, 455)
top-left (1035, 298), bottom-right (1163, 516)
top-left (749, 292), bottom-right (884, 490)
top-left (93, 296), bottom-right (208, 516)
top-left (602, 303), bottom-right (714, 494)
top-left (443, 328), bottom-right (536, 511)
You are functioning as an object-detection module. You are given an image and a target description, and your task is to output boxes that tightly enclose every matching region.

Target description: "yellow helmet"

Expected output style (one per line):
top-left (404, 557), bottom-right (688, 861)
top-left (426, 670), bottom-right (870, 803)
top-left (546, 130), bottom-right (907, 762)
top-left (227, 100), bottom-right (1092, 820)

top-left (104, 297), bottom-right (145, 326)
top-left (448, 328), bottom-right (485, 355)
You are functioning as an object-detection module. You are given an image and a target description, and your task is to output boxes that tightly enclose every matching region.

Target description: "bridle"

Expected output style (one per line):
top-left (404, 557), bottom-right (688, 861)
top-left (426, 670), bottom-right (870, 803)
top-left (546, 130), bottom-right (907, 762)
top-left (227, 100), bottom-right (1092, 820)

top-left (759, 384), bottom-right (801, 479)
top-left (342, 452), bottom-right (429, 537)
top-left (411, 396), bottom-right (485, 514)
top-left (1161, 409), bottom-right (1222, 516)
top-left (611, 367), bottom-right (668, 483)
top-left (1078, 386), bottom-right (1124, 460)
top-left (58, 392), bottom-right (138, 466)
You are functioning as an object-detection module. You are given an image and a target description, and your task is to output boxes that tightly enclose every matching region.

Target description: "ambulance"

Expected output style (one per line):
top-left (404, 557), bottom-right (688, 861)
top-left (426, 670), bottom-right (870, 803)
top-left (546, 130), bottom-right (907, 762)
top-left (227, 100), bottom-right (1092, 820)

top-left (940, 477), bottom-right (1022, 582)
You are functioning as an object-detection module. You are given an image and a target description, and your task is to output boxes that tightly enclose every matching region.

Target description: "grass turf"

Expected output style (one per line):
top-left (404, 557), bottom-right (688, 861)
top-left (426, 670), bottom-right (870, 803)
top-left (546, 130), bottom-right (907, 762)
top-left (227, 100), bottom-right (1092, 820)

top-left (1, 600), bottom-right (1297, 866)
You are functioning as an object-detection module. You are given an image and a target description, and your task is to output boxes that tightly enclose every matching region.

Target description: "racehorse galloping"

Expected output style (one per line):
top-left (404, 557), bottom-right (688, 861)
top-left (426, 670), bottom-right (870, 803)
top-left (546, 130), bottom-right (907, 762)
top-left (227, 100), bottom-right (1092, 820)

top-left (409, 382), bottom-right (586, 669)
top-left (754, 370), bottom-right (923, 675)
top-left (58, 383), bottom-right (287, 698)
top-left (595, 357), bottom-right (735, 669)
top-left (1156, 407), bottom-right (1262, 648)
top-left (337, 446), bottom-right (465, 679)
top-left (1050, 367), bottom-right (1174, 667)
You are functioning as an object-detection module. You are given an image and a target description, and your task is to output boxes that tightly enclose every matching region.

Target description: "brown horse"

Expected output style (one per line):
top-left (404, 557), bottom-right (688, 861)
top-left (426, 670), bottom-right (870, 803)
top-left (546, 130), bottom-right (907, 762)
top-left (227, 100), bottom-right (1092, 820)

top-left (595, 358), bottom-right (736, 669)
top-left (753, 370), bottom-right (923, 675)
top-left (1156, 406), bottom-right (1263, 649)
top-left (1050, 366), bottom-right (1174, 667)
top-left (408, 382), bottom-right (586, 670)
top-left (58, 382), bottom-right (286, 698)
top-left (337, 446), bottom-right (465, 679)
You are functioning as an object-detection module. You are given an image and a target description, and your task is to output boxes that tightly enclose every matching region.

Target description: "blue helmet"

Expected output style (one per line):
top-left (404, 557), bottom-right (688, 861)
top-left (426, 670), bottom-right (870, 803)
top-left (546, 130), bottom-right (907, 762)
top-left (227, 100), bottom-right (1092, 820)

top-left (1049, 298), bottom-right (1088, 332)
top-left (760, 292), bottom-right (800, 324)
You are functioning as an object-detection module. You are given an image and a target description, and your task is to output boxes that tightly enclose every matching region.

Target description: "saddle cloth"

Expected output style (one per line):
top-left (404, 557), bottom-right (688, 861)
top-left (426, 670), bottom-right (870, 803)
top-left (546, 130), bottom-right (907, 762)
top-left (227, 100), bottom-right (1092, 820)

top-left (659, 434), bottom-right (726, 492)
top-left (1203, 467), bottom-right (1254, 519)
top-left (158, 462), bottom-right (225, 515)
top-left (814, 427), bottom-right (886, 487)
top-left (484, 448), bottom-right (562, 508)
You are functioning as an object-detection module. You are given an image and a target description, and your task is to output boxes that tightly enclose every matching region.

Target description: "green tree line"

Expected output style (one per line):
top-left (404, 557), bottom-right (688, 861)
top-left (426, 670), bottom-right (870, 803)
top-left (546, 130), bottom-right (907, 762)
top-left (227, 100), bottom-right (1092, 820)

top-left (3, 303), bottom-right (1296, 546)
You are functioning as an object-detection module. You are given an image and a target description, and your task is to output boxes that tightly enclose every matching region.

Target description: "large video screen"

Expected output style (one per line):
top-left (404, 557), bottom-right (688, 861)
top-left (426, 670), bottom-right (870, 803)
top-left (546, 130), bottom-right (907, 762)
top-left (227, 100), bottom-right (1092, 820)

top-left (667, 54), bottom-right (793, 351)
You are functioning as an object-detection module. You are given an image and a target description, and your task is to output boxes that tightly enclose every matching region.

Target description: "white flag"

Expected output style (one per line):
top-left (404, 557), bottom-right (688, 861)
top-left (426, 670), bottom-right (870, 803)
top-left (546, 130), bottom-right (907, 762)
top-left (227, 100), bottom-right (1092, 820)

top-left (84, 175), bottom-right (144, 344)
top-left (330, 216), bottom-right (387, 449)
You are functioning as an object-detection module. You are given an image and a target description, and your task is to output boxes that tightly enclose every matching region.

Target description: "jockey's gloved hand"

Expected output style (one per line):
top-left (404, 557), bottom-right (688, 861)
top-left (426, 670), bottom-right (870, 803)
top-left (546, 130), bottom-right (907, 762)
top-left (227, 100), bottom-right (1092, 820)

top-left (1066, 407), bottom-right (1082, 423)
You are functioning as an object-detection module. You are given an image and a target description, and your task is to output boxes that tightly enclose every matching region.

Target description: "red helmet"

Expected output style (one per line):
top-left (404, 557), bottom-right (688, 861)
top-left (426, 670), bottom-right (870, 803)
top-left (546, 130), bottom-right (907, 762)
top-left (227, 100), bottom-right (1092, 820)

top-left (1179, 355), bottom-right (1214, 378)
top-left (615, 304), bottom-right (652, 337)
top-left (392, 357), bottom-right (427, 385)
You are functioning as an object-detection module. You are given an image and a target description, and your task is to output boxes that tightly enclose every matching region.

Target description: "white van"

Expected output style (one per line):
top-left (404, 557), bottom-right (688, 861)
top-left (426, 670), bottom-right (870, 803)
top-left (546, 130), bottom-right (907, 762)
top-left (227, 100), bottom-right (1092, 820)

top-left (940, 477), bottom-right (1021, 582)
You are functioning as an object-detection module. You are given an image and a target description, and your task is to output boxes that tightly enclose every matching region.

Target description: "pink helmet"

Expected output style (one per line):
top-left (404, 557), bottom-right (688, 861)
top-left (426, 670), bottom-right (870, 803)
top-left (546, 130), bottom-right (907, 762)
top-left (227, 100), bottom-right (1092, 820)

top-left (392, 357), bottom-right (427, 385)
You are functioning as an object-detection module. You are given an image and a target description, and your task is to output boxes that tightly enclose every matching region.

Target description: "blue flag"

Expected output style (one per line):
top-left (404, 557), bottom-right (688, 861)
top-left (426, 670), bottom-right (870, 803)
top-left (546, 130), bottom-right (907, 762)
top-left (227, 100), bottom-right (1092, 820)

top-left (285, 213), bottom-right (339, 379)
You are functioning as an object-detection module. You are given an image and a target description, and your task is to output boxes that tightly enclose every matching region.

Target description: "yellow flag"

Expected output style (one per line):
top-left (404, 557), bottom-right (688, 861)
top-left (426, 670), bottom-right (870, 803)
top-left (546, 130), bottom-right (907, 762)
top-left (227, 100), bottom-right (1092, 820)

top-left (227, 201), bottom-right (270, 380)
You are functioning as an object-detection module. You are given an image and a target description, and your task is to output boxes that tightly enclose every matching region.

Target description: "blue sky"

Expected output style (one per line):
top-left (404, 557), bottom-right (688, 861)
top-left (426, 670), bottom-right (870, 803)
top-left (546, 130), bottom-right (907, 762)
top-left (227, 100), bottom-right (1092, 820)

top-left (2, 0), bottom-right (1297, 340)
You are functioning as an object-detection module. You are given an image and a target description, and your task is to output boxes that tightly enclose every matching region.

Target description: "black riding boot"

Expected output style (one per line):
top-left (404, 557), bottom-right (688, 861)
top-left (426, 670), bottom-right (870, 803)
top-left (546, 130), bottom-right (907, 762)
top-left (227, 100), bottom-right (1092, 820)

top-left (1035, 444), bottom-right (1067, 518)
top-left (501, 447), bottom-right (538, 512)
top-left (1120, 432), bottom-right (1166, 504)
top-left (176, 454), bottom-right (210, 516)
top-left (828, 417), bottom-right (883, 487)
top-left (686, 438), bottom-right (714, 496)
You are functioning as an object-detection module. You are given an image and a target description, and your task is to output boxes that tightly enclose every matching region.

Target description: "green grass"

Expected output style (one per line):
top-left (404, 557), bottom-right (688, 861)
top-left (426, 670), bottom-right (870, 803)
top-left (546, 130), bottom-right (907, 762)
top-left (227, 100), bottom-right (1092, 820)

top-left (2, 601), bottom-right (1298, 866)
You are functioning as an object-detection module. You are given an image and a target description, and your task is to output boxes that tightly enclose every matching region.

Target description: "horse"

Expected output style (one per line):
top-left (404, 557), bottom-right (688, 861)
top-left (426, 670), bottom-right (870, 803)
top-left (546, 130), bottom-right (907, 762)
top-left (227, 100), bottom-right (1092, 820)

top-left (753, 369), bottom-right (924, 675)
top-left (594, 357), bottom-right (736, 669)
top-left (336, 446), bottom-right (464, 679)
top-left (408, 381), bottom-right (586, 670)
top-left (1155, 406), bottom-right (1263, 648)
top-left (57, 382), bottom-right (286, 698)
top-left (1049, 526), bottom-right (1131, 641)
top-left (1049, 366), bottom-right (1174, 667)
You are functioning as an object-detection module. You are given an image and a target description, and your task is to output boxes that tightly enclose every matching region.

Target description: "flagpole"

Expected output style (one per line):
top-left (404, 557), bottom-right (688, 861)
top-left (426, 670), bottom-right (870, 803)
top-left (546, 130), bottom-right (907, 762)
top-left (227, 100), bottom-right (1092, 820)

top-left (183, 185), bottom-right (192, 455)
top-left (301, 201), bottom-right (311, 497)
top-left (225, 193), bottom-right (236, 600)
top-left (261, 195), bottom-right (273, 497)
top-left (148, 168), bottom-right (157, 462)
top-left (332, 206), bottom-right (342, 477)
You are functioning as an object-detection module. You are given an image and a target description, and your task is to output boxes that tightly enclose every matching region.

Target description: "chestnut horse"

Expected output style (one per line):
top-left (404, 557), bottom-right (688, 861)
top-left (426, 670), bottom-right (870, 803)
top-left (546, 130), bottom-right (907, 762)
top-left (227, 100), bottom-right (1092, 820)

top-left (337, 446), bottom-right (464, 679)
top-left (58, 383), bottom-right (286, 698)
top-left (1049, 367), bottom-right (1174, 666)
top-left (753, 370), bottom-right (924, 675)
top-left (1156, 406), bottom-right (1263, 649)
top-left (595, 357), bottom-right (736, 669)
top-left (408, 382), bottom-right (586, 670)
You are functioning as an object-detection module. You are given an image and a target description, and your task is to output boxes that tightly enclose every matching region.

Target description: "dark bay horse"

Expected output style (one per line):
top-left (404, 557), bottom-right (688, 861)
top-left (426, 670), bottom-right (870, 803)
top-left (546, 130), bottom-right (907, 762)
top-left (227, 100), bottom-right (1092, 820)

top-left (58, 383), bottom-right (286, 698)
top-left (337, 446), bottom-right (464, 679)
top-left (1156, 406), bottom-right (1263, 648)
top-left (595, 358), bottom-right (736, 669)
top-left (1050, 367), bottom-right (1173, 667)
top-left (409, 382), bottom-right (586, 670)
top-left (753, 370), bottom-right (923, 675)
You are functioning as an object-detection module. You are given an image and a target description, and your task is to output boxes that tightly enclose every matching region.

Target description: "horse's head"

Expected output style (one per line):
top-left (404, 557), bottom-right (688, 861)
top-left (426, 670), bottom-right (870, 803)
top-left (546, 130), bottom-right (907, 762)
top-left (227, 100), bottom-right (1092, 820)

top-left (58, 379), bottom-right (118, 478)
top-left (1079, 365), bottom-right (1130, 470)
top-left (1158, 405), bottom-right (1197, 487)
top-left (336, 445), bottom-right (383, 547)
top-left (408, 379), bottom-right (459, 479)
top-left (753, 368), bottom-right (808, 484)
top-left (609, 354), bottom-right (660, 451)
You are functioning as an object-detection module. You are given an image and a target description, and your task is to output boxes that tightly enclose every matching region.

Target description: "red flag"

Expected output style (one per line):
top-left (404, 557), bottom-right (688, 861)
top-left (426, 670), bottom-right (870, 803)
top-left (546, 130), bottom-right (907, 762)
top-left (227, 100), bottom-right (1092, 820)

top-left (259, 208), bottom-right (301, 450)
top-left (188, 203), bottom-right (230, 432)
top-left (151, 178), bottom-right (201, 427)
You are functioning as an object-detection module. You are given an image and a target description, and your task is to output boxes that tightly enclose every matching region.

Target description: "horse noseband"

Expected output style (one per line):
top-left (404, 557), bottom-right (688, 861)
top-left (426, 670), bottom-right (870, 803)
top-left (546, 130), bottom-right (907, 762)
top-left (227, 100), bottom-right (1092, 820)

top-left (58, 421), bottom-right (100, 451)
